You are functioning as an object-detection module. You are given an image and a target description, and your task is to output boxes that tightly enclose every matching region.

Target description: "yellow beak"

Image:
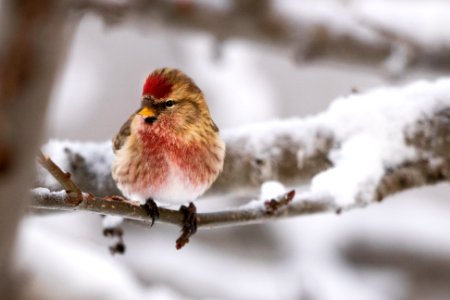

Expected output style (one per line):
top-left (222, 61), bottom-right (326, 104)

top-left (137, 106), bottom-right (156, 117)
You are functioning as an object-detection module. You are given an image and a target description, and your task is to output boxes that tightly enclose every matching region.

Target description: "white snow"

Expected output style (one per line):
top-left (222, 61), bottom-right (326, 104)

top-left (225, 78), bottom-right (450, 207)
top-left (32, 187), bottom-right (52, 196)
top-left (260, 181), bottom-right (287, 200)
top-left (309, 134), bottom-right (385, 206)
top-left (240, 180), bottom-right (288, 210)
top-left (307, 78), bottom-right (450, 206)
top-left (102, 215), bottom-right (123, 229)
top-left (31, 188), bottom-right (67, 200)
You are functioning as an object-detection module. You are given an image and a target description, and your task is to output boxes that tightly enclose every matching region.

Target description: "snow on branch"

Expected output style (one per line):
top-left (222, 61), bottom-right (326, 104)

top-left (71, 0), bottom-right (450, 75)
top-left (33, 79), bottom-right (450, 228)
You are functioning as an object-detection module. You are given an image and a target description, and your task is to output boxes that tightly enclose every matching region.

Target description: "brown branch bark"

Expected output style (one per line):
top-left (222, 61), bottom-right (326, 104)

top-left (70, 0), bottom-right (450, 75)
top-left (37, 151), bottom-right (82, 204)
top-left (30, 188), bottom-right (331, 229)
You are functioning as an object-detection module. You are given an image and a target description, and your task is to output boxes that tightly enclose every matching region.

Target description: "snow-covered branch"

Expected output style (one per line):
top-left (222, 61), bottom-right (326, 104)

top-left (72, 0), bottom-right (450, 75)
top-left (35, 79), bottom-right (450, 226)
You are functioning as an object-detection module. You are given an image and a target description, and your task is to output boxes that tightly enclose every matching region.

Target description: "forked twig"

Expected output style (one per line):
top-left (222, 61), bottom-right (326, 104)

top-left (37, 151), bottom-right (82, 205)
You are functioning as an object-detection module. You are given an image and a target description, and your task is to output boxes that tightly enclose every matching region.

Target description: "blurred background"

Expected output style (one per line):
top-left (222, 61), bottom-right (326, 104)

top-left (12, 0), bottom-right (450, 299)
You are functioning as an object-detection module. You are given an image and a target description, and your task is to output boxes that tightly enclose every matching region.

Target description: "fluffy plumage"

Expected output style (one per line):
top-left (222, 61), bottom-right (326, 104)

top-left (111, 68), bottom-right (225, 205)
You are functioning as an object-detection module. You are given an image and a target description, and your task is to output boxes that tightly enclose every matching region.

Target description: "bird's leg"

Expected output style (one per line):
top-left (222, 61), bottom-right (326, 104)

top-left (175, 202), bottom-right (198, 250)
top-left (140, 198), bottom-right (160, 226)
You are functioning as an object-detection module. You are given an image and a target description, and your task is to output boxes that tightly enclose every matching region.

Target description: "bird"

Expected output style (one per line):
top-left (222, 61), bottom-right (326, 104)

top-left (111, 68), bottom-right (225, 249)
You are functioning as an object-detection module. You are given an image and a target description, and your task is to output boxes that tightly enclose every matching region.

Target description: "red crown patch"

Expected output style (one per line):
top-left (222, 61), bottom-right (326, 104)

top-left (142, 73), bottom-right (172, 99)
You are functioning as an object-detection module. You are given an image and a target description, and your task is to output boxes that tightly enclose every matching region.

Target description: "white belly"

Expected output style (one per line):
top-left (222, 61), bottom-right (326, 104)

top-left (116, 160), bottom-right (210, 205)
top-left (153, 160), bottom-right (210, 204)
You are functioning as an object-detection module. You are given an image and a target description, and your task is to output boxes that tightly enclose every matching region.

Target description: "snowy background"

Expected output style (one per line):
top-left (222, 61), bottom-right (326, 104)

top-left (17, 1), bottom-right (450, 299)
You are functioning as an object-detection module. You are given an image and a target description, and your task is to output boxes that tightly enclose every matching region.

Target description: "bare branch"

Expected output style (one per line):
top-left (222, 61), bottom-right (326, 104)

top-left (30, 188), bottom-right (331, 229)
top-left (37, 151), bottom-right (82, 204)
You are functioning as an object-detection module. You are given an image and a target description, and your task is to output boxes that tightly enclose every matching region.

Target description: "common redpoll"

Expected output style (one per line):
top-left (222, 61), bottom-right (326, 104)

top-left (111, 68), bottom-right (225, 248)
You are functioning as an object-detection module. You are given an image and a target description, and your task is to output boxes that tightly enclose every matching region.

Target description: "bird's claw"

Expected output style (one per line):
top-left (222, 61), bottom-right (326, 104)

top-left (176, 202), bottom-right (197, 250)
top-left (140, 198), bottom-right (160, 226)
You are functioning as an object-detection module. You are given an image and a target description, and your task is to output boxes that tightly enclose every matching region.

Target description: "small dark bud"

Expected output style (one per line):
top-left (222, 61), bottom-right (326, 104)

top-left (109, 242), bottom-right (126, 255)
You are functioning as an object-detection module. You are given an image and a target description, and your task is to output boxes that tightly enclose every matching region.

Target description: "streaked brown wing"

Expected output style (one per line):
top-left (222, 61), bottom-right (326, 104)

top-left (113, 116), bottom-right (133, 153)
top-left (211, 120), bottom-right (219, 132)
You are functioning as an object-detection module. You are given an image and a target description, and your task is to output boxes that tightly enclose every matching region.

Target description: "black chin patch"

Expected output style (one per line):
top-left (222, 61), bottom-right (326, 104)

top-left (144, 116), bottom-right (157, 124)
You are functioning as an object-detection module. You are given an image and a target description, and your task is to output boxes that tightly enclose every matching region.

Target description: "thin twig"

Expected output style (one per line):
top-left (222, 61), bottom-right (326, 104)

top-left (37, 151), bottom-right (82, 205)
top-left (264, 190), bottom-right (296, 215)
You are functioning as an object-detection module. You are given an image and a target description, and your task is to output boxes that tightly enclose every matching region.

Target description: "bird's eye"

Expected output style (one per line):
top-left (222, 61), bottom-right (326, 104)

top-left (164, 100), bottom-right (175, 108)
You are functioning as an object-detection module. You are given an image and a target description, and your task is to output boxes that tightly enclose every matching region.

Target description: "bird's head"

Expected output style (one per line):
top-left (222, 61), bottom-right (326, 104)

top-left (134, 68), bottom-right (216, 140)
